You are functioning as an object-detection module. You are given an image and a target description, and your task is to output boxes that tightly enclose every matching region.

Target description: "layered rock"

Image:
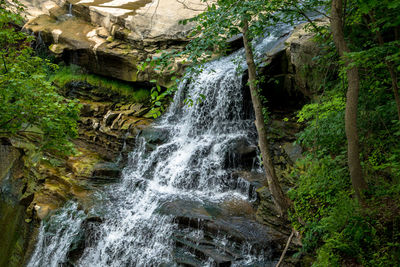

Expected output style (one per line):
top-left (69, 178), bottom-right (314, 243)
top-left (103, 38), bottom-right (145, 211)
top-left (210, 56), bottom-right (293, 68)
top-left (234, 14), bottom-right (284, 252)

top-left (22, 0), bottom-right (207, 86)
top-left (68, 81), bottom-right (153, 161)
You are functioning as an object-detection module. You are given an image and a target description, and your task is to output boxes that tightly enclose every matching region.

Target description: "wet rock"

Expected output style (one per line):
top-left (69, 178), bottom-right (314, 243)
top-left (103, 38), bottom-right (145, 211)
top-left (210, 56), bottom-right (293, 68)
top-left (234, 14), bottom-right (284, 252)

top-left (172, 247), bottom-right (204, 267)
top-left (140, 127), bottom-right (169, 146)
top-left (89, 162), bottom-right (121, 185)
top-left (66, 216), bottom-right (102, 264)
top-left (92, 162), bottom-right (120, 178)
top-left (173, 236), bottom-right (233, 266)
top-left (158, 199), bottom-right (286, 250)
top-left (231, 171), bottom-right (266, 191)
top-left (223, 138), bottom-right (257, 170)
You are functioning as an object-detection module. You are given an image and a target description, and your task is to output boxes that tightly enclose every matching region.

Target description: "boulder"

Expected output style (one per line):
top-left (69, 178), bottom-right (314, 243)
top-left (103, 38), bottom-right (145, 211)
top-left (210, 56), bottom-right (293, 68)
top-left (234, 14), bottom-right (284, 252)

top-left (140, 126), bottom-right (169, 145)
top-left (223, 138), bottom-right (257, 170)
top-left (158, 198), bottom-right (287, 249)
top-left (285, 18), bottom-right (329, 96)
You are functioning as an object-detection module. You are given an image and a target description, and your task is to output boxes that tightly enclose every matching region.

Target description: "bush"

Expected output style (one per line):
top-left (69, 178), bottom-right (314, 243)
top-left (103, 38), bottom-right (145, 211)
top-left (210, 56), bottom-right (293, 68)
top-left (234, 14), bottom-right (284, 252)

top-left (0, 1), bottom-right (79, 155)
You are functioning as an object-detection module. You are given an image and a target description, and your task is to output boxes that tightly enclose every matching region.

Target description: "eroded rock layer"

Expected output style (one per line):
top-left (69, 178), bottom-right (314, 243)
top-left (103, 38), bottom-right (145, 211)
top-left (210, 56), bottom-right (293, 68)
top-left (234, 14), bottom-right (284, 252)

top-left (21, 0), bottom-right (207, 85)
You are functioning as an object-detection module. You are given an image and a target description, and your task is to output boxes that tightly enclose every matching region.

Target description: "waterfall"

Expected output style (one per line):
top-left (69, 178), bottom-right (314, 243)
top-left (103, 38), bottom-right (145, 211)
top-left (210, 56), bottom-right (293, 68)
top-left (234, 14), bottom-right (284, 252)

top-left (67, 3), bottom-right (73, 17)
top-left (28, 23), bottom-right (295, 266)
top-left (28, 203), bottom-right (86, 267)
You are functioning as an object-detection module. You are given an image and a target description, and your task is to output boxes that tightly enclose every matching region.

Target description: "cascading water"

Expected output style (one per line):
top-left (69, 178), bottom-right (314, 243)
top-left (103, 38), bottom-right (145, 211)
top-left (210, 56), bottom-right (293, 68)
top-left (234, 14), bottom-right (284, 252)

top-left (67, 3), bottom-right (73, 17)
top-left (28, 22), bottom-right (296, 267)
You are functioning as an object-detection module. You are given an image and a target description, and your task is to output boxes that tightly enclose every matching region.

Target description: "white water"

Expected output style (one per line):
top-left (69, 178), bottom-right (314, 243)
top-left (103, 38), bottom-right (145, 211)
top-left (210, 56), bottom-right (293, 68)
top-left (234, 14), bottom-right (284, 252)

top-left (67, 3), bottom-right (73, 16)
top-left (28, 23), bottom-right (294, 266)
top-left (28, 203), bottom-right (86, 267)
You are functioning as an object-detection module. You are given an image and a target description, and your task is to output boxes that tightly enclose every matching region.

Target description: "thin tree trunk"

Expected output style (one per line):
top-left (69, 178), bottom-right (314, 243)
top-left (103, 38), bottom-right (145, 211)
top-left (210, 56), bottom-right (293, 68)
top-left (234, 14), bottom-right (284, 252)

top-left (331, 0), bottom-right (368, 200)
top-left (242, 19), bottom-right (290, 217)
top-left (387, 63), bottom-right (400, 121)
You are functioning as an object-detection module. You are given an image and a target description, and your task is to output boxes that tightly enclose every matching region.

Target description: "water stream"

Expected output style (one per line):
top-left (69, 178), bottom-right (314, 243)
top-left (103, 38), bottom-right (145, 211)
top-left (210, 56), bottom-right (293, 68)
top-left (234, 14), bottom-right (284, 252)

top-left (67, 3), bottom-right (73, 17)
top-left (27, 23), bottom-right (294, 267)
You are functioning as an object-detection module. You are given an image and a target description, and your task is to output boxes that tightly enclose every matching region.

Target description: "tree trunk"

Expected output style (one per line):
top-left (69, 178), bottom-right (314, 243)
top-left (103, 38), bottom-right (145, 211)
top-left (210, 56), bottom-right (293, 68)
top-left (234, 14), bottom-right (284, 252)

top-left (387, 62), bottom-right (400, 121)
top-left (242, 19), bottom-right (290, 217)
top-left (331, 0), bottom-right (368, 200)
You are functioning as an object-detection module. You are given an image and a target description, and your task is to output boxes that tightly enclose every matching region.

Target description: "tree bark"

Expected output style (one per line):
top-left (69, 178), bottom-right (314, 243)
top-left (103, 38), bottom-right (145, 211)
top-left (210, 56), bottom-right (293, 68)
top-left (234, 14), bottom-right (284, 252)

top-left (331, 0), bottom-right (368, 200)
top-left (242, 19), bottom-right (290, 217)
top-left (387, 62), bottom-right (400, 121)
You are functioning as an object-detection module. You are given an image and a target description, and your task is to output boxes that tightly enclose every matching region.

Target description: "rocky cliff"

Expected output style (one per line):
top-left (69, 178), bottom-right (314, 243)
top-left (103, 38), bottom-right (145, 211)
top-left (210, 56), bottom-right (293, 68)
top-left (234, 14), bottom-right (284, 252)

top-left (21, 0), bottom-right (207, 86)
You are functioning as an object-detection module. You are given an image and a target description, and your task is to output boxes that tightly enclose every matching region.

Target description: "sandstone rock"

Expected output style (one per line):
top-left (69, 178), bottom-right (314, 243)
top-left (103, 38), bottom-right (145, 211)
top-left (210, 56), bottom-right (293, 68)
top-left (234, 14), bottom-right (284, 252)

top-left (67, 147), bottom-right (102, 177)
top-left (231, 170), bottom-right (266, 194)
top-left (80, 100), bottom-right (110, 117)
top-left (23, 0), bottom-right (206, 85)
top-left (285, 19), bottom-right (329, 96)
top-left (96, 27), bottom-right (109, 38)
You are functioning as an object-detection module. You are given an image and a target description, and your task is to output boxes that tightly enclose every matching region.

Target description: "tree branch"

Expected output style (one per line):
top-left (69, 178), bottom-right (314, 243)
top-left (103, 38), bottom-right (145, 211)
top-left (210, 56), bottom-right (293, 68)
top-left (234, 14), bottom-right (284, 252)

top-left (275, 229), bottom-right (295, 267)
top-left (2, 54), bottom-right (8, 73)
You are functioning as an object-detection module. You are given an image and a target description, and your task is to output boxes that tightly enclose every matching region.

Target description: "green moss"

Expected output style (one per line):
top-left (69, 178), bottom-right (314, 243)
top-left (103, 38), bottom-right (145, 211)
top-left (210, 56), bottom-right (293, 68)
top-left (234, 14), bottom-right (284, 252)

top-left (50, 65), bottom-right (150, 103)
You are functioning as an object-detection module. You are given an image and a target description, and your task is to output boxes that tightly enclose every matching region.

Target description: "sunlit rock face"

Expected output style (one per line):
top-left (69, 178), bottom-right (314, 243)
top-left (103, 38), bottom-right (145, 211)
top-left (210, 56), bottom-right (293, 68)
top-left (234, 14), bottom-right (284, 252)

top-left (21, 0), bottom-right (207, 85)
top-left (22, 0), bottom-right (207, 41)
top-left (69, 0), bottom-right (207, 41)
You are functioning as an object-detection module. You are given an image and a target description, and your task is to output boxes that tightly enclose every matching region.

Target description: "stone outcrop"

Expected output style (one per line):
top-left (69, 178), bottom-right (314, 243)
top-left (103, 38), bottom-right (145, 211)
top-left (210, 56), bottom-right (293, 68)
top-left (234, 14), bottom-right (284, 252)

top-left (68, 81), bottom-right (153, 161)
top-left (21, 0), bottom-right (324, 92)
top-left (21, 0), bottom-right (207, 86)
top-left (285, 19), bottom-right (329, 97)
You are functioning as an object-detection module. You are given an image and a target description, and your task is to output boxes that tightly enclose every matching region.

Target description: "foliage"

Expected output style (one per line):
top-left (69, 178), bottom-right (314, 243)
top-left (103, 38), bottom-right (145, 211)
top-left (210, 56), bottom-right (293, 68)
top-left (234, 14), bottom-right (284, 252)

top-left (50, 65), bottom-right (150, 103)
top-left (144, 79), bottom-right (177, 118)
top-left (290, 154), bottom-right (400, 266)
top-left (0, 0), bottom-right (80, 154)
top-left (290, 0), bottom-right (400, 265)
top-left (297, 91), bottom-right (346, 155)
